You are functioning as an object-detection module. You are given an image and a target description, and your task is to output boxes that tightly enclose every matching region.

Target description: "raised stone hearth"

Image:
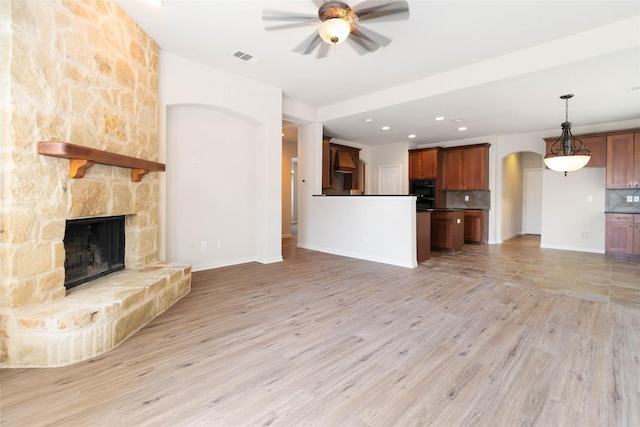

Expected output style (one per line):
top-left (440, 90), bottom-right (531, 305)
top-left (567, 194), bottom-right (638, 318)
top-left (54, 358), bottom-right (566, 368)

top-left (3, 263), bottom-right (191, 367)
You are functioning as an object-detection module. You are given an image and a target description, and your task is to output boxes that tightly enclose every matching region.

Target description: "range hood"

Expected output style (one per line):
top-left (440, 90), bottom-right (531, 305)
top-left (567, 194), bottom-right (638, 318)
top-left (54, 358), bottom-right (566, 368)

top-left (334, 149), bottom-right (356, 173)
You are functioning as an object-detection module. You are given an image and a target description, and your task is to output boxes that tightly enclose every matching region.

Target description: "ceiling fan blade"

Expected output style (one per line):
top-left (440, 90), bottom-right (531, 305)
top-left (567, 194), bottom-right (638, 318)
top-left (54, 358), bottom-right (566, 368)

top-left (262, 10), bottom-right (318, 23)
top-left (354, 0), bottom-right (410, 22)
top-left (317, 42), bottom-right (330, 59)
top-left (264, 22), bottom-right (318, 31)
top-left (352, 25), bottom-right (392, 48)
top-left (293, 31), bottom-right (322, 55)
top-left (346, 33), bottom-right (379, 55)
top-left (311, 0), bottom-right (325, 7)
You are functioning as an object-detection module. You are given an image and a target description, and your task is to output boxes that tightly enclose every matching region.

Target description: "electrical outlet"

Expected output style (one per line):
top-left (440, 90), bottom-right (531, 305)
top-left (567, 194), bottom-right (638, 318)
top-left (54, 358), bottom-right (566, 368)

top-left (587, 195), bottom-right (593, 202)
top-left (581, 231), bottom-right (591, 239)
top-left (456, 218), bottom-right (461, 224)
top-left (217, 240), bottom-right (222, 248)
top-left (627, 195), bottom-right (633, 202)
top-left (200, 241), bottom-right (207, 250)
top-left (191, 156), bottom-right (197, 164)
top-left (464, 195), bottom-right (469, 201)
top-left (635, 196), bottom-right (640, 203)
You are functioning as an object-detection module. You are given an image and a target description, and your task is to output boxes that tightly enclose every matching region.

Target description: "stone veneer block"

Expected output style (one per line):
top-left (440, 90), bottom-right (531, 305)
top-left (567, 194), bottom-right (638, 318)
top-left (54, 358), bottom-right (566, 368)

top-left (1, 263), bottom-right (191, 367)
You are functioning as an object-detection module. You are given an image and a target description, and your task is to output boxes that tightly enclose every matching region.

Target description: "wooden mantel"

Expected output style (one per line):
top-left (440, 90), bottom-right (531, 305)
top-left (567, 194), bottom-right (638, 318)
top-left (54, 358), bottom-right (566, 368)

top-left (37, 141), bottom-right (166, 182)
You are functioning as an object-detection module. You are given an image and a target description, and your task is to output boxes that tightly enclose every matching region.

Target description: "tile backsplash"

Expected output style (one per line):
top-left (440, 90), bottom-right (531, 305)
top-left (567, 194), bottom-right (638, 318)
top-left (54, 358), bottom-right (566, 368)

top-left (446, 190), bottom-right (491, 209)
top-left (606, 189), bottom-right (640, 213)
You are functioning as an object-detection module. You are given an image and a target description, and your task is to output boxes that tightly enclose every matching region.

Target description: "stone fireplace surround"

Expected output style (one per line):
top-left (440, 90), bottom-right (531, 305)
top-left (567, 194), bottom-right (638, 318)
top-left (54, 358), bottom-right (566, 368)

top-left (1, 0), bottom-right (191, 367)
top-left (0, 151), bottom-right (192, 368)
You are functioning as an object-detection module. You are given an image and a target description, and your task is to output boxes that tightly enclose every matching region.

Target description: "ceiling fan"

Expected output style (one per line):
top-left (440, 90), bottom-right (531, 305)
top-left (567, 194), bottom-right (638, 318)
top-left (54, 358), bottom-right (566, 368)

top-left (262, 1), bottom-right (410, 58)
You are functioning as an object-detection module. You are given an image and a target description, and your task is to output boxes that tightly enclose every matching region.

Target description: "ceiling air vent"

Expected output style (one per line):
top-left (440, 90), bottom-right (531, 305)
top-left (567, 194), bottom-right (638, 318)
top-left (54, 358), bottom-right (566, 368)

top-left (231, 50), bottom-right (261, 64)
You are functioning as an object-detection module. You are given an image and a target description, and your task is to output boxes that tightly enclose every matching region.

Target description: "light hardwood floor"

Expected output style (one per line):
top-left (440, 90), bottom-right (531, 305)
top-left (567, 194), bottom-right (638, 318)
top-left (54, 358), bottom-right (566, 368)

top-left (1, 236), bottom-right (639, 426)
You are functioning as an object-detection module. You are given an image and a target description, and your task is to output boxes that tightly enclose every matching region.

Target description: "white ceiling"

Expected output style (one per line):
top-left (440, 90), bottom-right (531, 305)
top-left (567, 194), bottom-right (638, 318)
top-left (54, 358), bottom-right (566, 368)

top-left (117, 0), bottom-right (640, 146)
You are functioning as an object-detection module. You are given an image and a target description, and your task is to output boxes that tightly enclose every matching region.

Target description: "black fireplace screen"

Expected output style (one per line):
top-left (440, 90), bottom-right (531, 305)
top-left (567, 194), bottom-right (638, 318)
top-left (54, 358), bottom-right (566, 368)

top-left (64, 215), bottom-right (125, 290)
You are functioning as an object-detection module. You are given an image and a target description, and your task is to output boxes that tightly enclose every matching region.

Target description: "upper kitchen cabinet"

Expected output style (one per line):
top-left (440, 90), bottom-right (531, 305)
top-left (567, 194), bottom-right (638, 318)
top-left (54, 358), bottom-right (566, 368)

top-left (409, 148), bottom-right (439, 180)
top-left (322, 138), bottom-right (332, 189)
top-left (606, 132), bottom-right (640, 189)
top-left (441, 144), bottom-right (490, 190)
top-left (543, 134), bottom-right (607, 168)
top-left (322, 140), bottom-right (361, 192)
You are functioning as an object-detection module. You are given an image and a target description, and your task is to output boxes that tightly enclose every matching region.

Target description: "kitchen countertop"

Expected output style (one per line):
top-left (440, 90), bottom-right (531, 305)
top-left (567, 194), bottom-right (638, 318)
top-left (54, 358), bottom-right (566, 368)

top-left (605, 211), bottom-right (640, 214)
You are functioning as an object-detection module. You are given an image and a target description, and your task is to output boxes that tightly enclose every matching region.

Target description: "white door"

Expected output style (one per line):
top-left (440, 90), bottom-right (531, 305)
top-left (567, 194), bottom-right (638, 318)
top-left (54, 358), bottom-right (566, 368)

top-left (378, 165), bottom-right (402, 195)
top-left (523, 169), bottom-right (543, 234)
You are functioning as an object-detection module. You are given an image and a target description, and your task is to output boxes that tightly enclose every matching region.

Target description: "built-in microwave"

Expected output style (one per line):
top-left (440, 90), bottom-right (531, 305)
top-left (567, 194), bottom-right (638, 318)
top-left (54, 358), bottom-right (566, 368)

top-left (410, 179), bottom-right (436, 210)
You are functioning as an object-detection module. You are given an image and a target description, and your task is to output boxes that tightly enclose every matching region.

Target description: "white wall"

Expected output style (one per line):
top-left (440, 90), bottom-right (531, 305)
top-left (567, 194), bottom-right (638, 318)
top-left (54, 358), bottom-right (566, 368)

top-left (282, 138), bottom-right (298, 237)
top-left (296, 124), bottom-right (416, 267)
top-left (166, 106), bottom-right (259, 269)
top-left (541, 167), bottom-right (606, 252)
top-left (301, 196), bottom-right (417, 268)
top-left (368, 142), bottom-right (411, 195)
top-left (159, 52), bottom-right (283, 270)
top-left (502, 153), bottom-right (523, 240)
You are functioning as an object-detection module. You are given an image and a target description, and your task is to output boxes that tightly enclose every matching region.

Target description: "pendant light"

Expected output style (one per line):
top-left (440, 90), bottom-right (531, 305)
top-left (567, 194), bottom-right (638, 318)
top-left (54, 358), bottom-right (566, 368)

top-left (543, 94), bottom-right (591, 176)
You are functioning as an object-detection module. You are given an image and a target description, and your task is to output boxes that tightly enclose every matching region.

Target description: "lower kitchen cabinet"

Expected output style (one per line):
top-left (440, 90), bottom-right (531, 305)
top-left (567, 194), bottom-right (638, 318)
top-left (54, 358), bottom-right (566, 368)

top-left (464, 209), bottom-right (488, 244)
top-left (605, 213), bottom-right (640, 256)
top-left (416, 211), bottom-right (431, 262)
top-left (431, 210), bottom-right (464, 252)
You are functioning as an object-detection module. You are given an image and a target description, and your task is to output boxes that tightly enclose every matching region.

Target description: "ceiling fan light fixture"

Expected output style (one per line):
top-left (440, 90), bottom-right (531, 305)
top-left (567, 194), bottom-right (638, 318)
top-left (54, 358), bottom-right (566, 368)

top-left (318, 18), bottom-right (351, 45)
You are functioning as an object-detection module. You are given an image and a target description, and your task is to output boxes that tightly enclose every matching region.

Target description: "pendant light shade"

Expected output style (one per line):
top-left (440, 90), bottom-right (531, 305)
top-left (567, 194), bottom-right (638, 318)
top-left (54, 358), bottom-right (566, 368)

top-left (543, 94), bottom-right (591, 176)
top-left (318, 18), bottom-right (351, 45)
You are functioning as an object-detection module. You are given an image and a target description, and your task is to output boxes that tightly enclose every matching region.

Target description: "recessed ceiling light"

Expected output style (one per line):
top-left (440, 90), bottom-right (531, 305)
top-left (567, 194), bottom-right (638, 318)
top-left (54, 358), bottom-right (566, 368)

top-left (458, 126), bottom-right (467, 131)
top-left (364, 118), bottom-right (373, 122)
top-left (382, 126), bottom-right (390, 130)
top-left (452, 118), bottom-right (465, 123)
top-left (434, 116), bottom-right (445, 121)
top-left (408, 134), bottom-right (416, 139)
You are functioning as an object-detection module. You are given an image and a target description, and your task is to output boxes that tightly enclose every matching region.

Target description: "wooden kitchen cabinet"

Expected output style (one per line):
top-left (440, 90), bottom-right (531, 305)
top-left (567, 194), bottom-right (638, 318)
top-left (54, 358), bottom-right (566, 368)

top-left (441, 149), bottom-right (463, 190)
top-left (605, 213), bottom-right (636, 255)
top-left (464, 209), bottom-right (488, 244)
top-left (322, 138), bottom-right (332, 189)
top-left (635, 215), bottom-right (640, 255)
top-left (322, 140), bottom-right (360, 191)
top-left (409, 148), bottom-right (438, 180)
top-left (606, 132), bottom-right (640, 189)
top-left (441, 144), bottom-right (490, 190)
top-left (416, 211), bottom-right (431, 262)
top-left (431, 210), bottom-right (464, 252)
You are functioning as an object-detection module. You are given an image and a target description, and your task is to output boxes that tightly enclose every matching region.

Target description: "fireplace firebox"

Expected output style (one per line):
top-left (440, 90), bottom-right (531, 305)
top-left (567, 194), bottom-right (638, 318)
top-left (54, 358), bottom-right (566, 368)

top-left (64, 215), bottom-right (125, 290)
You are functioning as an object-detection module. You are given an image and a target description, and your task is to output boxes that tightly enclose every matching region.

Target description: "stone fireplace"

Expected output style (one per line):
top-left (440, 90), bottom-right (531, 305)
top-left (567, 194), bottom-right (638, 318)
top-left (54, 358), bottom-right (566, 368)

top-left (1, 0), bottom-right (191, 367)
